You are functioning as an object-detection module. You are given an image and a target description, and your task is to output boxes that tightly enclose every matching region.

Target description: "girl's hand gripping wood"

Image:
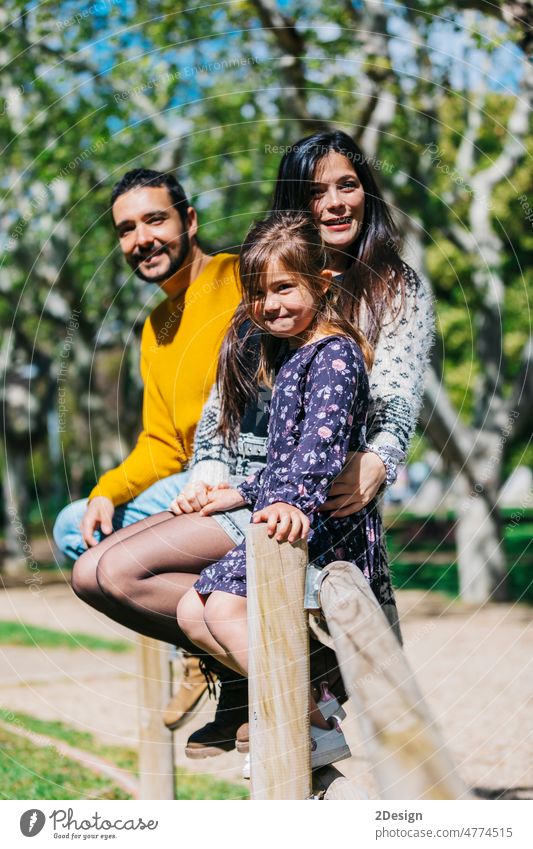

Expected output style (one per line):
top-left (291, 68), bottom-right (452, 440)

top-left (252, 502), bottom-right (310, 543)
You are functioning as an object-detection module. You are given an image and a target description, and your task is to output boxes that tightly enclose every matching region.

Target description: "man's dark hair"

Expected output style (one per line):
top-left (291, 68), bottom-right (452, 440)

top-left (110, 169), bottom-right (190, 224)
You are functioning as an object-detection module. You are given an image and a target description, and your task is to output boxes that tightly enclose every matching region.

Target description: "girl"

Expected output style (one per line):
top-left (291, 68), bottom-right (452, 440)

top-left (175, 210), bottom-right (384, 769)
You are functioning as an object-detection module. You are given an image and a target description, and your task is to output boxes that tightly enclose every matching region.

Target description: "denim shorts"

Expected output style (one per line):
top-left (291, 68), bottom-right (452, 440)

top-left (212, 505), bottom-right (253, 545)
top-left (211, 473), bottom-right (255, 545)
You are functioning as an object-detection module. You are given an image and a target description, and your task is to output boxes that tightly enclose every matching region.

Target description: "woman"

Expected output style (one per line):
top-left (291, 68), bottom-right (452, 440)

top-left (72, 130), bottom-right (433, 755)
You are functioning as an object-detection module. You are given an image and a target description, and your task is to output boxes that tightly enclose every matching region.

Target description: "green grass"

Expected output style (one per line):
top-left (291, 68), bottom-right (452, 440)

top-left (0, 724), bottom-right (131, 800)
top-left (0, 620), bottom-right (132, 653)
top-left (0, 711), bottom-right (137, 774)
top-left (0, 711), bottom-right (248, 801)
top-left (175, 768), bottom-right (248, 800)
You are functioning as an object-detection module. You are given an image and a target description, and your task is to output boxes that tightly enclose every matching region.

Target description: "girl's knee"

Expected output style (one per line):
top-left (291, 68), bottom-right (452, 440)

top-left (176, 591), bottom-right (206, 643)
top-left (203, 592), bottom-right (246, 647)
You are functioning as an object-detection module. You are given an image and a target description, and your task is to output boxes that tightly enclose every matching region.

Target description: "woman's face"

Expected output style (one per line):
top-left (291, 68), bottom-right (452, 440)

top-left (309, 151), bottom-right (365, 259)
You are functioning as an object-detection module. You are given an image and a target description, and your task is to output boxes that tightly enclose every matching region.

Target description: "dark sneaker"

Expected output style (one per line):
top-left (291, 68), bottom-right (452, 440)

top-left (185, 676), bottom-right (248, 759)
top-left (235, 688), bottom-right (346, 754)
top-left (243, 715), bottom-right (351, 779)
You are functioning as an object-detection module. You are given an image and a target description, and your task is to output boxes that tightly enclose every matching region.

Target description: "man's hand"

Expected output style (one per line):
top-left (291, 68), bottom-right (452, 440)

top-left (80, 496), bottom-right (115, 548)
top-left (252, 502), bottom-right (310, 543)
top-left (319, 451), bottom-right (386, 517)
top-left (198, 486), bottom-right (247, 517)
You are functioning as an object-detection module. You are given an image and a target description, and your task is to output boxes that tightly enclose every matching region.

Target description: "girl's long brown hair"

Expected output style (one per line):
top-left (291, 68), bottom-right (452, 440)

top-left (217, 211), bottom-right (373, 445)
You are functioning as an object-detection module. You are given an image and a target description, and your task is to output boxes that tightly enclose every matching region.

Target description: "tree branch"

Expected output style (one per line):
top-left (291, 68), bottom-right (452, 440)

top-left (248, 0), bottom-right (327, 133)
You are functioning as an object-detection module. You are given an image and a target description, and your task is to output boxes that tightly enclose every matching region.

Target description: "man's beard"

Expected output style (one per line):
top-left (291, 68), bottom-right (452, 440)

top-left (133, 232), bottom-right (190, 283)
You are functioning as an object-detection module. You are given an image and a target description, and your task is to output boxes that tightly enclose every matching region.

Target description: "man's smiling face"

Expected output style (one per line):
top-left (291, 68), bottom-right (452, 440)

top-left (112, 186), bottom-right (194, 283)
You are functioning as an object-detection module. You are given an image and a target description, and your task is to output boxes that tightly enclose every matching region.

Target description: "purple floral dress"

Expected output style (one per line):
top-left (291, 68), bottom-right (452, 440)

top-left (194, 335), bottom-right (387, 604)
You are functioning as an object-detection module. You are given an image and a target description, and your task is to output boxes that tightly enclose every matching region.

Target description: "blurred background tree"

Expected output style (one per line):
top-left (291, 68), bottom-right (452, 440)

top-left (0, 0), bottom-right (531, 600)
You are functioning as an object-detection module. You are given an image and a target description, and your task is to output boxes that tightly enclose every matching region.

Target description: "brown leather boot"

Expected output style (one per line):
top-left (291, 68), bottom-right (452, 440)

top-left (163, 654), bottom-right (214, 731)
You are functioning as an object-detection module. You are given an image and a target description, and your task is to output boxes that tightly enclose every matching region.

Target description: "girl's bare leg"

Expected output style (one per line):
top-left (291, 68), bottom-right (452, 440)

top-left (202, 590), bottom-right (330, 728)
top-left (202, 591), bottom-right (249, 676)
top-left (177, 589), bottom-right (246, 677)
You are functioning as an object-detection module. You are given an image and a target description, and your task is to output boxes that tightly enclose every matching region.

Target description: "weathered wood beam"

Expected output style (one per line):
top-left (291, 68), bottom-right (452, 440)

top-left (247, 524), bottom-right (311, 800)
top-left (137, 637), bottom-right (175, 800)
top-left (319, 561), bottom-right (468, 800)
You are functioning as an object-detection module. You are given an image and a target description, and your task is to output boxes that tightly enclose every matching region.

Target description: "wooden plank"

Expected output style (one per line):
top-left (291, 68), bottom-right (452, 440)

top-left (136, 637), bottom-right (175, 800)
top-left (247, 524), bottom-right (311, 800)
top-left (319, 561), bottom-right (468, 800)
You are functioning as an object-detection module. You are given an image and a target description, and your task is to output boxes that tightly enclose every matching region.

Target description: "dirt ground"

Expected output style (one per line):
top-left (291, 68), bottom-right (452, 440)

top-left (0, 580), bottom-right (531, 798)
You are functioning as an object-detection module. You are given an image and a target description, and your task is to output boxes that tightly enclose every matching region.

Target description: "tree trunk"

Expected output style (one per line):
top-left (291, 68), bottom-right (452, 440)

top-left (455, 485), bottom-right (507, 603)
top-left (1, 442), bottom-right (30, 578)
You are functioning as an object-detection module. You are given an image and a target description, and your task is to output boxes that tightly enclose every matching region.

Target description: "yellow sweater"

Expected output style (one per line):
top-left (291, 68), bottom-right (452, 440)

top-left (89, 253), bottom-right (241, 506)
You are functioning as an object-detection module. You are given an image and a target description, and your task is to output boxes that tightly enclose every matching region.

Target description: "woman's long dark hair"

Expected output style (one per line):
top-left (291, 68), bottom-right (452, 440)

top-left (217, 211), bottom-right (373, 444)
top-left (272, 130), bottom-right (407, 346)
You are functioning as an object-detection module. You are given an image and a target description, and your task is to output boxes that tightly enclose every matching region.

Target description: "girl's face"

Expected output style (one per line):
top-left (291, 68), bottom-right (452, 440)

top-left (309, 151), bottom-right (365, 258)
top-left (252, 262), bottom-right (329, 343)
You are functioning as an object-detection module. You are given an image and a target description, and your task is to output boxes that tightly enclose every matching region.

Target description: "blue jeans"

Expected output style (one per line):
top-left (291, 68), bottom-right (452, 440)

top-left (53, 471), bottom-right (190, 561)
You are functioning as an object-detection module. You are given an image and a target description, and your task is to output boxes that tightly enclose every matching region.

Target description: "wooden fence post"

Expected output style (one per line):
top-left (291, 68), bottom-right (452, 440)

top-left (319, 561), bottom-right (468, 800)
top-left (247, 525), bottom-right (311, 800)
top-left (137, 636), bottom-right (175, 800)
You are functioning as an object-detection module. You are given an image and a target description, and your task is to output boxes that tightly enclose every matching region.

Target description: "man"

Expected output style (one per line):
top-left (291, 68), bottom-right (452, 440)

top-left (54, 168), bottom-right (246, 752)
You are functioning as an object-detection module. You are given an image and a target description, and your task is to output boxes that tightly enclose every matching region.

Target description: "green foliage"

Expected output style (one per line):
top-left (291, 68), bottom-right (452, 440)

top-left (1, 0), bottom-right (531, 520)
top-left (387, 509), bottom-right (533, 601)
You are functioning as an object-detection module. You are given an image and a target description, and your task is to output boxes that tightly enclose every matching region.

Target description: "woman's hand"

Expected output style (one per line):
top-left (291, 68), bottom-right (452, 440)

top-left (198, 486), bottom-right (246, 517)
top-left (169, 480), bottom-right (216, 515)
top-left (252, 502), bottom-right (310, 543)
top-left (319, 451), bottom-right (386, 517)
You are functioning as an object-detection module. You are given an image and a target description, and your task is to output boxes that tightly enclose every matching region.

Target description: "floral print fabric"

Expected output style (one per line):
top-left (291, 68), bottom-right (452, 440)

top-left (194, 335), bottom-right (392, 612)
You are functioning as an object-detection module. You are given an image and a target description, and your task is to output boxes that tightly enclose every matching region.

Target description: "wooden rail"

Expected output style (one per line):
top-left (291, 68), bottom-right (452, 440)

top-left (246, 526), bottom-right (468, 801)
top-left (135, 526), bottom-right (468, 800)
top-left (136, 636), bottom-right (175, 799)
top-left (246, 524), bottom-right (311, 799)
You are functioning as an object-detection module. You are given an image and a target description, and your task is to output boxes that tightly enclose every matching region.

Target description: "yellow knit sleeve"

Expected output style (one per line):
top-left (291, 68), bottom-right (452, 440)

top-left (88, 321), bottom-right (185, 506)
